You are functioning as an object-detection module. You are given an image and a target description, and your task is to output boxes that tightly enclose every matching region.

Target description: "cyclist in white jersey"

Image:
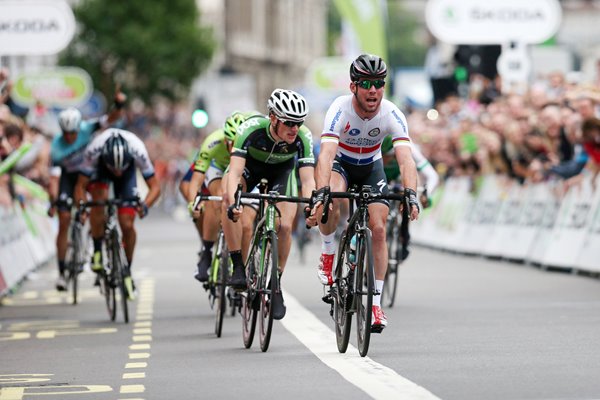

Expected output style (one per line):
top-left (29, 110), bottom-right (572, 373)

top-left (309, 54), bottom-right (420, 330)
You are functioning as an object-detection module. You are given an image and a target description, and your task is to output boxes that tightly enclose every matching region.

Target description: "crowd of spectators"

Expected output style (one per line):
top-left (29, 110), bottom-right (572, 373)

top-left (3, 63), bottom-right (600, 212)
top-left (407, 68), bottom-right (600, 192)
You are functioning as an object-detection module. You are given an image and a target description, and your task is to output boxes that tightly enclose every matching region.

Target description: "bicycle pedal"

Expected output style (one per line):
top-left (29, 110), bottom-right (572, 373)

top-left (371, 325), bottom-right (385, 334)
top-left (322, 294), bottom-right (333, 305)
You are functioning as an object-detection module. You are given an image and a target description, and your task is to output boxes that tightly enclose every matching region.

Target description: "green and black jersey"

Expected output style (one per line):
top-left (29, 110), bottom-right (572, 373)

top-left (232, 116), bottom-right (315, 168)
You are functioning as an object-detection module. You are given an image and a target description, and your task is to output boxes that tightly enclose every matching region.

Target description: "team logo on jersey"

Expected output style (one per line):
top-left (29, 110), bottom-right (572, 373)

top-left (368, 128), bottom-right (380, 137)
top-left (343, 121), bottom-right (351, 133)
top-left (348, 128), bottom-right (360, 136)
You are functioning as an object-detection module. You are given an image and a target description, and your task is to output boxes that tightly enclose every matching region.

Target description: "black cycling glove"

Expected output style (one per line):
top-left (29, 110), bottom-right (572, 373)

top-left (404, 188), bottom-right (420, 214)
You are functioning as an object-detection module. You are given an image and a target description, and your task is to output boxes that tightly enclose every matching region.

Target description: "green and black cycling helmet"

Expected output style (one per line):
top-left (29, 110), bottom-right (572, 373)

top-left (223, 111), bottom-right (261, 141)
top-left (350, 54), bottom-right (387, 81)
top-left (223, 111), bottom-right (246, 141)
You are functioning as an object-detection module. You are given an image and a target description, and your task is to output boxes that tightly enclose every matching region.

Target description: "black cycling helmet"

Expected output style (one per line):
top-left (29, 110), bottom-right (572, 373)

top-left (101, 130), bottom-right (133, 173)
top-left (350, 54), bottom-right (387, 81)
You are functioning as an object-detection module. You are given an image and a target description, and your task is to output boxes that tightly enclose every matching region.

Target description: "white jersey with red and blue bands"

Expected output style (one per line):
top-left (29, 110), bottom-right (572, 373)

top-left (321, 95), bottom-right (411, 165)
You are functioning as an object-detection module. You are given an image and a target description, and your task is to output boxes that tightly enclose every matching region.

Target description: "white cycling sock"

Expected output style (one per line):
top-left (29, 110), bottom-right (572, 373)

top-left (373, 280), bottom-right (384, 307)
top-left (319, 231), bottom-right (337, 254)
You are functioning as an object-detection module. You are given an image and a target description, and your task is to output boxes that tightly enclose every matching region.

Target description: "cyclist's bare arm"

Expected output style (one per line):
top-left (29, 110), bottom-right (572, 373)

top-left (315, 141), bottom-right (337, 189)
top-left (394, 145), bottom-right (419, 220)
top-left (299, 166), bottom-right (318, 226)
top-left (74, 174), bottom-right (90, 206)
top-left (225, 156), bottom-right (245, 207)
top-left (187, 171), bottom-right (206, 203)
top-left (143, 175), bottom-right (161, 208)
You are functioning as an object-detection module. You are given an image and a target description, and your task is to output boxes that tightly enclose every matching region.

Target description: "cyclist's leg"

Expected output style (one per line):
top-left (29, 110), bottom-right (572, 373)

top-left (220, 170), bottom-right (250, 289)
top-left (316, 162), bottom-right (347, 286)
top-left (195, 172), bottom-right (223, 281)
top-left (87, 177), bottom-right (109, 273)
top-left (112, 165), bottom-right (138, 266)
top-left (240, 197), bottom-right (258, 261)
top-left (55, 172), bottom-right (77, 287)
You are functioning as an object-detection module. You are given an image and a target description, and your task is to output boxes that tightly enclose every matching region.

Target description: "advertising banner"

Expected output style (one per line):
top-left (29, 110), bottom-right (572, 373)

top-left (0, 0), bottom-right (75, 55)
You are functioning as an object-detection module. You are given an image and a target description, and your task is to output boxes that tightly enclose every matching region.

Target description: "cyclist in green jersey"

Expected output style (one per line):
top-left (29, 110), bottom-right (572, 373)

top-left (222, 89), bottom-right (317, 320)
top-left (187, 111), bottom-right (261, 282)
top-left (380, 135), bottom-right (439, 207)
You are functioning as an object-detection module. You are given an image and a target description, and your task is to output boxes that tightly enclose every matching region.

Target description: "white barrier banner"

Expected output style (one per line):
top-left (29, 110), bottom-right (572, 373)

top-left (481, 178), bottom-right (526, 257)
top-left (460, 175), bottom-right (503, 254)
top-left (541, 177), bottom-right (594, 268)
top-left (502, 183), bottom-right (547, 260)
top-left (574, 175), bottom-right (600, 272)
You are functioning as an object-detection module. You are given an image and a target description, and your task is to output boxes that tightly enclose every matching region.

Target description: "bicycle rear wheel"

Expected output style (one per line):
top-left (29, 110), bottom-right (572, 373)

top-left (355, 231), bottom-right (374, 357)
top-left (64, 242), bottom-right (78, 305)
top-left (242, 247), bottom-right (259, 348)
top-left (70, 222), bottom-right (86, 305)
top-left (102, 270), bottom-right (116, 321)
top-left (259, 232), bottom-right (278, 352)
top-left (333, 230), bottom-right (352, 353)
top-left (215, 233), bottom-right (228, 337)
top-left (383, 222), bottom-right (401, 308)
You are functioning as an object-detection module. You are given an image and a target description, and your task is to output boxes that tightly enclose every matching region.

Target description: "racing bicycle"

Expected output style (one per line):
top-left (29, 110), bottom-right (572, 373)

top-left (232, 180), bottom-right (309, 352)
top-left (321, 185), bottom-right (404, 357)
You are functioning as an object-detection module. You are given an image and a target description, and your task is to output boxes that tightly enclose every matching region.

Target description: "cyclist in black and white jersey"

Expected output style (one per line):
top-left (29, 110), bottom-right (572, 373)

top-left (310, 54), bottom-right (420, 330)
top-left (75, 129), bottom-right (161, 299)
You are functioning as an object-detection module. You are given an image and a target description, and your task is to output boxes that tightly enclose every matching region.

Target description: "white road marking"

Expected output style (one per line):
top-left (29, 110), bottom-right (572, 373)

top-left (281, 292), bottom-right (441, 400)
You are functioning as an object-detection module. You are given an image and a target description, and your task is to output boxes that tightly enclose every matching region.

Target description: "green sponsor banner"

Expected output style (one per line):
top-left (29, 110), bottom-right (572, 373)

top-left (0, 143), bottom-right (32, 176)
top-left (11, 67), bottom-right (93, 108)
top-left (306, 57), bottom-right (350, 92)
top-left (333, 0), bottom-right (388, 61)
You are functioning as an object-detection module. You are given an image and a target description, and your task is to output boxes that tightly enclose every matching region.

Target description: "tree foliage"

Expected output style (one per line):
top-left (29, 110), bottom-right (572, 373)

top-left (59, 0), bottom-right (215, 102)
top-left (386, 2), bottom-right (427, 68)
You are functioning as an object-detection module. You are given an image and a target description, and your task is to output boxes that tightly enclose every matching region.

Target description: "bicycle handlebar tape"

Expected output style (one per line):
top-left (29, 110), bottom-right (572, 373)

top-left (234, 183), bottom-right (243, 209)
top-left (227, 204), bottom-right (237, 222)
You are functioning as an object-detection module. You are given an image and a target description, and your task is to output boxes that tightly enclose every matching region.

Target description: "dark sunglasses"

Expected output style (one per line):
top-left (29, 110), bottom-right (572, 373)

top-left (281, 119), bottom-right (303, 128)
top-left (355, 79), bottom-right (385, 90)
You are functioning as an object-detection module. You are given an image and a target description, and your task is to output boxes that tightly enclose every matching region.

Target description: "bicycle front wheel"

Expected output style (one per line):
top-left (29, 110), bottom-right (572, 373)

top-left (114, 243), bottom-right (129, 324)
top-left (333, 230), bottom-right (352, 353)
top-left (259, 232), bottom-right (278, 352)
top-left (355, 231), bottom-right (374, 357)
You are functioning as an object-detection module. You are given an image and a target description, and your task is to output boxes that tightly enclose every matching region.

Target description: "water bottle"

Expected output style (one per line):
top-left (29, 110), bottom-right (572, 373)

top-left (348, 234), bottom-right (357, 265)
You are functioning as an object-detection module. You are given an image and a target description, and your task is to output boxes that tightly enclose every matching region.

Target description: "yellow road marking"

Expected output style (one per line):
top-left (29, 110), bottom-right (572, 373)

top-left (119, 384), bottom-right (145, 394)
top-left (0, 332), bottom-right (31, 341)
top-left (132, 335), bottom-right (152, 342)
top-left (128, 353), bottom-right (150, 359)
top-left (125, 362), bottom-right (147, 369)
top-left (129, 344), bottom-right (150, 350)
top-left (134, 321), bottom-right (152, 327)
top-left (133, 328), bottom-right (151, 335)
top-left (0, 374), bottom-right (52, 384)
top-left (0, 385), bottom-right (112, 399)
top-left (122, 372), bottom-right (146, 379)
top-left (36, 328), bottom-right (117, 339)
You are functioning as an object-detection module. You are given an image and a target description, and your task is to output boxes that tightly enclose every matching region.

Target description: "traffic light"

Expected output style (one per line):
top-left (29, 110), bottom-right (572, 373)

top-left (192, 97), bottom-right (209, 128)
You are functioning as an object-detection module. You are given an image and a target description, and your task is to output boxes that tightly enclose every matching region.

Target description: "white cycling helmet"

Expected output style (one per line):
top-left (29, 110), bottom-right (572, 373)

top-left (267, 89), bottom-right (308, 123)
top-left (58, 107), bottom-right (82, 132)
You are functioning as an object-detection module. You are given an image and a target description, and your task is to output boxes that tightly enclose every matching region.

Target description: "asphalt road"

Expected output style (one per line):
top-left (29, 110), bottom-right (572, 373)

top-left (1, 213), bottom-right (600, 400)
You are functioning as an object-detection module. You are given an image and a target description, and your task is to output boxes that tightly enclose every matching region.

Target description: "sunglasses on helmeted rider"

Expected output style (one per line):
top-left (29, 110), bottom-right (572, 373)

top-left (280, 119), bottom-right (303, 128)
top-left (355, 79), bottom-right (386, 90)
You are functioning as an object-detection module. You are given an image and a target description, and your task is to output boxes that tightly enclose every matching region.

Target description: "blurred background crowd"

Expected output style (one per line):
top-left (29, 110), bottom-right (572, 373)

top-left (2, 0), bottom-right (600, 212)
